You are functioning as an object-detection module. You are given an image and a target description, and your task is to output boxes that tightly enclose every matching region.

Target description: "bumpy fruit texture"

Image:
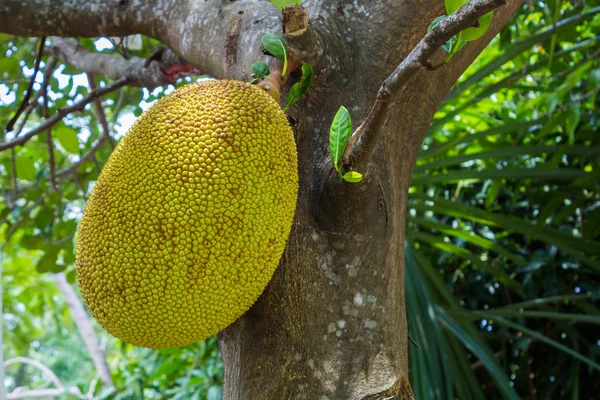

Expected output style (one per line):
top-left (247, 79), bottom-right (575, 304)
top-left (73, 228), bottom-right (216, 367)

top-left (76, 80), bottom-right (298, 349)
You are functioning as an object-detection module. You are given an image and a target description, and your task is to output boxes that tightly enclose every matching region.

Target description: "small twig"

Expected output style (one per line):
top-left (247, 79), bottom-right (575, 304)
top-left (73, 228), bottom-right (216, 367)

top-left (471, 348), bottom-right (505, 370)
top-left (111, 88), bottom-right (126, 124)
top-left (554, 47), bottom-right (600, 79)
top-left (13, 92), bottom-right (41, 137)
top-left (558, 87), bottom-right (600, 110)
top-left (1, 79), bottom-right (30, 85)
top-left (6, 37), bottom-right (46, 133)
top-left (44, 96), bottom-right (58, 192)
top-left (56, 137), bottom-right (109, 180)
top-left (341, 0), bottom-right (506, 173)
top-left (42, 57), bottom-right (59, 192)
top-left (1, 190), bottom-right (51, 250)
top-left (4, 357), bottom-right (64, 391)
top-left (4, 357), bottom-right (91, 399)
top-left (408, 334), bottom-right (420, 349)
top-left (0, 77), bottom-right (129, 152)
top-left (86, 73), bottom-right (115, 148)
top-left (10, 148), bottom-right (17, 204)
top-left (257, 49), bottom-right (302, 102)
top-left (92, 153), bottom-right (102, 177)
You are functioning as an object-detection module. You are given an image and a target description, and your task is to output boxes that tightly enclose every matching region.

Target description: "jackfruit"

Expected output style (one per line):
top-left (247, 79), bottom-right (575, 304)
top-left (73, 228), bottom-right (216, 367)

top-left (76, 80), bottom-right (298, 349)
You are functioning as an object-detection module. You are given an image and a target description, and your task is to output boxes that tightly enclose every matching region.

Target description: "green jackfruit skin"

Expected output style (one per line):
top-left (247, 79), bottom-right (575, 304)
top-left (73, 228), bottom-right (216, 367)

top-left (76, 80), bottom-right (298, 349)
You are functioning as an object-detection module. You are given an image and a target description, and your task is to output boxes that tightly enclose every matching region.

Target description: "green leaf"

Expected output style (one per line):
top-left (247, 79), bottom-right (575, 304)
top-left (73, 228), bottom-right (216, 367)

top-left (66, 269), bottom-right (77, 284)
top-left (474, 314), bottom-right (600, 372)
top-left (588, 68), bottom-right (600, 106)
top-left (270, 0), bottom-right (301, 8)
top-left (261, 33), bottom-right (288, 76)
top-left (445, 0), bottom-right (493, 41)
top-left (498, 294), bottom-right (599, 310)
top-left (409, 194), bottom-right (600, 270)
top-left (0, 57), bottom-right (20, 77)
top-left (565, 104), bottom-right (581, 145)
top-left (428, 15), bottom-right (465, 56)
top-left (445, 31), bottom-right (463, 61)
top-left (484, 309), bottom-right (600, 325)
top-left (412, 167), bottom-right (589, 185)
top-left (442, 35), bottom-right (456, 53)
top-left (409, 216), bottom-right (525, 264)
top-left (410, 231), bottom-right (524, 296)
top-left (36, 251), bottom-right (58, 273)
top-left (438, 312), bottom-right (521, 400)
top-left (484, 179), bottom-right (502, 208)
top-left (415, 144), bottom-right (600, 172)
top-left (250, 62), bottom-right (270, 82)
top-left (56, 125), bottom-right (80, 153)
top-left (448, 8), bottom-right (600, 101)
top-left (329, 106), bottom-right (352, 170)
top-left (405, 246), bottom-right (468, 399)
top-left (149, 361), bottom-right (181, 381)
top-left (462, 12), bottom-right (493, 41)
top-left (342, 171), bottom-right (362, 183)
top-left (428, 15), bottom-right (447, 32)
top-left (16, 157), bottom-right (36, 181)
top-left (284, 63), bottom-right (313, 111)
top-left (20, 235), bottom-right (41, 250)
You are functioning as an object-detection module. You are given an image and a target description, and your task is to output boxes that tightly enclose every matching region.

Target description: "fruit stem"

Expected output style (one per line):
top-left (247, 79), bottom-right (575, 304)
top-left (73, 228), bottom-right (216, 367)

top-left (257, 49), bottom-right (302, 103)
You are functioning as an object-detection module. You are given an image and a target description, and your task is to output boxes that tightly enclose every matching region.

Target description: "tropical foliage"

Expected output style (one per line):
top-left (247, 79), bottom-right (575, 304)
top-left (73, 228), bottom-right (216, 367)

top-left (1, 1), bottom-right (599, 399)
top-left (407, 1), bottom-right (600, 399)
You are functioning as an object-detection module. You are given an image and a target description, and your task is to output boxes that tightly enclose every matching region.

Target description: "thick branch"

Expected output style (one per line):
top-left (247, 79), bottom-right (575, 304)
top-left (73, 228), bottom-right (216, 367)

top-left (0, 0), bottom-right (282, 79)
top-left (50, 37), bottom-right (198, 87)
top-left (342, 0), bottom-right (506, 173)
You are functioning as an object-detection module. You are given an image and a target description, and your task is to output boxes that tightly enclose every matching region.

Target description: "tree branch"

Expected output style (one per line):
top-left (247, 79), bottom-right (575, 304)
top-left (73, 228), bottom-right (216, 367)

top-left (50, 37), bottom-right (200, 88)
top-left (5, 37), bottom-right (46, 133)
top-left (4, 357), bottom-right (91, 400)
top-left (42, 57), bottom-right (59, 192)
top-left (341, 0), bottom-right (506, 173)
top-left (0, 77), bottom-right (128, 151)
top-left (86, 73), bottom-right (115, 149)
top-left (0, 0), bottom-right (282, 79)
top-left (4, 357), bottom-right (64, 392)
top-left (52, 273), bottom-right (113, 387)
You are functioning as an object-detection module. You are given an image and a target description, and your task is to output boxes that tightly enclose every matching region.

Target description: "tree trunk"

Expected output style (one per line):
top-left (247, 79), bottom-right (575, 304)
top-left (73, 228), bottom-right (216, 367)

top-left (0, 0), bottom-right (524, 397)
top-left (217, 2), bottom-right (523, 398)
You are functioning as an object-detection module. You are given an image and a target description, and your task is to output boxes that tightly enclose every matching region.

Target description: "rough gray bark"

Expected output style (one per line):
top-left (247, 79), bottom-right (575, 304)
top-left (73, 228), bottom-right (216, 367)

top-left (0, 0), bottom-right (524, 398)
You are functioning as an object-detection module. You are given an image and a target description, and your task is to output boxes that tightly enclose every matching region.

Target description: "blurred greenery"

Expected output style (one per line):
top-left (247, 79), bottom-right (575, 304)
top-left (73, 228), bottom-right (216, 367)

top-left (407, 1), bottom-right (600, 399)
top-left (1, 0), bottom-right (599, 399)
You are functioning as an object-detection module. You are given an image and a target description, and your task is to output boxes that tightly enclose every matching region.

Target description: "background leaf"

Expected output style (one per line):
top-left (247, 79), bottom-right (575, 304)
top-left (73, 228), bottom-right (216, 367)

top-left (284, 63), bottom-right (313, 110)
top-left (55, 125), bottom-right (80, 153)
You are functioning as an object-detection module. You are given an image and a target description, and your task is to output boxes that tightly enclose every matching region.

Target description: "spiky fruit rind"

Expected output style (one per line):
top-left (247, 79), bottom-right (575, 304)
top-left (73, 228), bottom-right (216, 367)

top-left (76, 80), bottom-right (298, 349)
